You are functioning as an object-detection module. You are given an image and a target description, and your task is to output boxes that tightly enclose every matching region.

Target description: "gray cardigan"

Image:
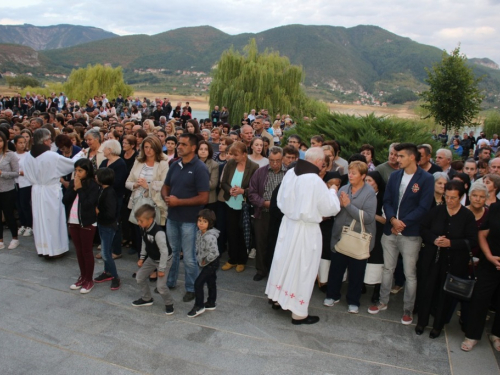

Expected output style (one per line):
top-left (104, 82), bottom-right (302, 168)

top-left (331, 183), bottom-right (377, 252)
top-left (0, 151), bottom-right (19, 192)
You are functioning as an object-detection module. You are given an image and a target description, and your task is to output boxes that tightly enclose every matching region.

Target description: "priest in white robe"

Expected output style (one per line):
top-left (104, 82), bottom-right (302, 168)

top-left (265, 147), bottom-right (340, 324)
top-left (23, 128), bottom-right (85, 258)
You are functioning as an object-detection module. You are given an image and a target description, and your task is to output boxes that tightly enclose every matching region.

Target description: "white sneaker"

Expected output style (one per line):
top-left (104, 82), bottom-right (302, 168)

top-left (348, 305), bottom-right (359, 314)
top-left (323, 298), bottom-right (340, 307)
top-left (0, 242), bottom-right (4, 249)
top-left (23, 227), bottom-right (33, 237)
top-left (8, 240), bottom-right (19, 249)
top-left (80, 282), bottom-right (94, 294)
top-left (18, 226), bottom-right (26, 236)
top-left (248, 248), bottom-right (256, 259)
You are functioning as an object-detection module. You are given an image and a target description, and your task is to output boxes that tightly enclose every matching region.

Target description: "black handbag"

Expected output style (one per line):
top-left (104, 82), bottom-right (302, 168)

top-left (443, 240), bottom-right (476, 300)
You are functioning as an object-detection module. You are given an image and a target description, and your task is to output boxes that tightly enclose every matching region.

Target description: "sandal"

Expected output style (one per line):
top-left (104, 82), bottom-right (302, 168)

top-left (95, 252), bottom-right (102, 259)
top-left (461, 338), bottom-right (478, 352)
top-left (489, 335), bottom-right (500, 352)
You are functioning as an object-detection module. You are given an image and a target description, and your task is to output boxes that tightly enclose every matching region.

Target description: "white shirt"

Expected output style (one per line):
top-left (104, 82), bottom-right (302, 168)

top-left (397, 172), bottom-right (414, 218)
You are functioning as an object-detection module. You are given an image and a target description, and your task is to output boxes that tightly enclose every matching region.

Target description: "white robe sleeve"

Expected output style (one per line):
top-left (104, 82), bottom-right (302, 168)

top-left (318, 186), bottom-right (341, 218)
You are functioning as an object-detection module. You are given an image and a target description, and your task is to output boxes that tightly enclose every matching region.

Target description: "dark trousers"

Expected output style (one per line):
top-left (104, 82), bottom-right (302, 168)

top-left (215, 201), bottom-right (228, 254)
top-left (327, 251), bottom-right (367, 307)
top-left (194, 258), bottom-right (219, 308)
top-left (111, 197), bottom-right (123, 255)
top-left (417, 247), bottom-right (469, 330)
top-left (254, 211), bottom-right (270, 275)
top-left (0, 189), bottom-right (18, 239)
top-left (226, 206), bottom-right (247, 265)
top-left (98, 224), bottom-right (118, 278)
top-left (69, 224), bottom-right (96, 283)
top-left (466, 260), bottom-right (500, 340)
top-left (16, 185), bottom-right (32, 228)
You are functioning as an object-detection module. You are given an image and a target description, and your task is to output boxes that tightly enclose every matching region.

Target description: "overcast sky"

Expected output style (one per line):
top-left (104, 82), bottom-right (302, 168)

top-left (2, 0), bottom-right (499, 64)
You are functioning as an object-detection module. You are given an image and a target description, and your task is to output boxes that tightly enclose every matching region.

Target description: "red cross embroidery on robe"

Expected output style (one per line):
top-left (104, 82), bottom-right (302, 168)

top-left (284, 291), bottom-right (288, 296)
top-left (276, 285), bottom-right (281, 290)
top-left (290, 293), bottom-right (295, 298)
top-left (299, 300), bottom-right (305, 305)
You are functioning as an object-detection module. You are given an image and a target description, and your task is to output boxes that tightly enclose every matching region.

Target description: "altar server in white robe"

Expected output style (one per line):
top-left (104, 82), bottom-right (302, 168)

top-left (23, 128), bottom-right (85, 258)
top-left (266, 147), bottom-right (340, 325)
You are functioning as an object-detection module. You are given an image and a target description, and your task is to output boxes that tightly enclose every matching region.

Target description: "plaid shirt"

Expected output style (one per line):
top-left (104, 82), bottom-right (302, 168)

top-left (263, 165), bottom-right (286, 210)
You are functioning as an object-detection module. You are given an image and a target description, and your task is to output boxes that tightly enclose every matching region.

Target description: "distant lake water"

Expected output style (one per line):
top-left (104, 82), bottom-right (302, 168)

top-left (191, 110), bottom-right (208, 121)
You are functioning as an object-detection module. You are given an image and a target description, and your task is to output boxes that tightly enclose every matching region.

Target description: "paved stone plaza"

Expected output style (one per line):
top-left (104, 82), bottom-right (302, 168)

top-left (1, 234), bottom-right (499, 375)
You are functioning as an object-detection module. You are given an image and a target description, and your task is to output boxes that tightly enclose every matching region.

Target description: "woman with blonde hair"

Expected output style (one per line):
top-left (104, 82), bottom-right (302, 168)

top-left (143, 119), bottom-right (155, 134)
top-left (272, 120), bottom-right (282, 145)
top-left (165, 121), bottom-right (176, 137)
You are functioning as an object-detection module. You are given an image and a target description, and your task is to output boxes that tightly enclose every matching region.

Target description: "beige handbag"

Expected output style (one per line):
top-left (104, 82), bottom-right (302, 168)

top-left (334, 210), bottom-right (371, 260)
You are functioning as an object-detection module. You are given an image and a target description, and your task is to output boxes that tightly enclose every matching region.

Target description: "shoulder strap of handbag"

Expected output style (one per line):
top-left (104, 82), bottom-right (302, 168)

top-left (349, 210), bottom-right (366, 233)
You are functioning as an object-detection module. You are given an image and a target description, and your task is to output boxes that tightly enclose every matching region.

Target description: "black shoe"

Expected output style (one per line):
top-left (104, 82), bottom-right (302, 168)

top-left (187, 306), bottom-right (205, 318)
top-left (183, 291), bottom-right (195, 302)
top-left (132, 273), bottom-right (136, 278)
top-left (165, 304), bottom-right (174, 315)
top-left (204, 301), bottom-right (217, 311)
top-left (132, 298), bottom-right (153, 307)
top-left (429, 329), bottom-right (441, 339)
top-left (292, 315), bottom-right (320, 325)
top-left (149, 276), bottom-right (158, 282)
top-left (415, 325), bottom-right (424, 335)
top-left (271, 303), bottom-right (282, 310)
top-left (110, 278), bottom-right (121, 291)
top-left (253, 273), bottom-right (266, 281)
top-left (94, 272), bottom-right (113, 283)
top-left (154, 287), bottom-right (159, 294)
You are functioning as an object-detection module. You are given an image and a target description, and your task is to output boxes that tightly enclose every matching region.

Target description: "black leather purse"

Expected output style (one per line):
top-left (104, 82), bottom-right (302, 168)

top-left (443, 240), bottom-right (476, 300)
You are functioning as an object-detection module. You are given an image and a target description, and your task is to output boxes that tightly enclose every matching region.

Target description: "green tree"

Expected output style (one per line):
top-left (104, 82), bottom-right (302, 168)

top-left (63, 64), bottom-right (133, 104)
top-left (483, 110), bottom-right (500, 137)
top-left (420, 46), bottom-right (484, 132)
top-left (288, 112), bottom-right (440, 163)
top-left (6, 75), bottom-right (41, 89)
top-left (209, 39), bottom-right (328, 124)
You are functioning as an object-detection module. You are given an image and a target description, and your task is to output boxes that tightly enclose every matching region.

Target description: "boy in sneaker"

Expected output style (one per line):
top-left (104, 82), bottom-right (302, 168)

top-left (93, 168), bottom-right (121, 291)
top-left (368, 143), bottom-right (434, 325)
top-left (132, 204), bottom-right (174, 314)
top-left (187, 209), bottom-right (220, 318)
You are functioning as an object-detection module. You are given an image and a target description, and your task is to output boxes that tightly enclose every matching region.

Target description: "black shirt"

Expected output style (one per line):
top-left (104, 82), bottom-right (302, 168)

top-left (480, 202), bottom-right (500, 256)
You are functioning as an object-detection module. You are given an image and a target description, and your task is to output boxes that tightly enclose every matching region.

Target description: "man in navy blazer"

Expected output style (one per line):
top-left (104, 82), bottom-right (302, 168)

top-left (368, 143), bottom-right (434, 325)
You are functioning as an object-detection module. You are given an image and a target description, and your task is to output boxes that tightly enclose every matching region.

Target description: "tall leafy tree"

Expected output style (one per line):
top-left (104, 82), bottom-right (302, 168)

top-left (64, 64), bottom-right (133, 104)
top-left (209, 39), bottom-right (328, 124)
top-left (420, 46), bottom-right (484, 132)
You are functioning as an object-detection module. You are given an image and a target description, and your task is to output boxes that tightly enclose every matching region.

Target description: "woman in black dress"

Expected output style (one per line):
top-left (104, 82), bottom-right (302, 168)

top-left (416, 180), bottom-right (478, 339)
top-left (364, 171), bottom-right (386, 303)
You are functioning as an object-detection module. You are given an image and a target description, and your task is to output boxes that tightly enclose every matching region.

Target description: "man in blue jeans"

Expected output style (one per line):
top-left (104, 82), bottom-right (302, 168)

top-left (162, 133), bottom-right (209, 302)
top-left (368, 143), bottom-right (434, 325)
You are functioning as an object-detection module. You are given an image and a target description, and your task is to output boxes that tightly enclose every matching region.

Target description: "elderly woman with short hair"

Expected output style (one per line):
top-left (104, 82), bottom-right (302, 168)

top-left (432, 172), bottom-right (449, 208)
top-left (324, 161), bottom-right (377, 313)
top-left (84, 128), bottom-right (105, 173)
top-left (94, 140), bottom-right (128, 260)
top-left (483, 173), bottom-right (500, 207)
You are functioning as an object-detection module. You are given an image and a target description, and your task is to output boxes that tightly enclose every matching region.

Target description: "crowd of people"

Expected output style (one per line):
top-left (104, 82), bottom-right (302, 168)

top-left (0, 92), bottom-right (499, 353)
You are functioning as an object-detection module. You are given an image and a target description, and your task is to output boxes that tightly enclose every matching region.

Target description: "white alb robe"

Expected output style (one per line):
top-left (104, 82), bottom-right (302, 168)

top-left (23, 150), bottom-right (83, 256)
top-left (265, 168), bottom-right (340, 316)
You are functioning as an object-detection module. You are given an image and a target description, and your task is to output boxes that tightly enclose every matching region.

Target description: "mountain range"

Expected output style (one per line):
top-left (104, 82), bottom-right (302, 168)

top-left (0, 24), bottom-right (499, 103)
top-left (0, 24), bottom-right (117, 51)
